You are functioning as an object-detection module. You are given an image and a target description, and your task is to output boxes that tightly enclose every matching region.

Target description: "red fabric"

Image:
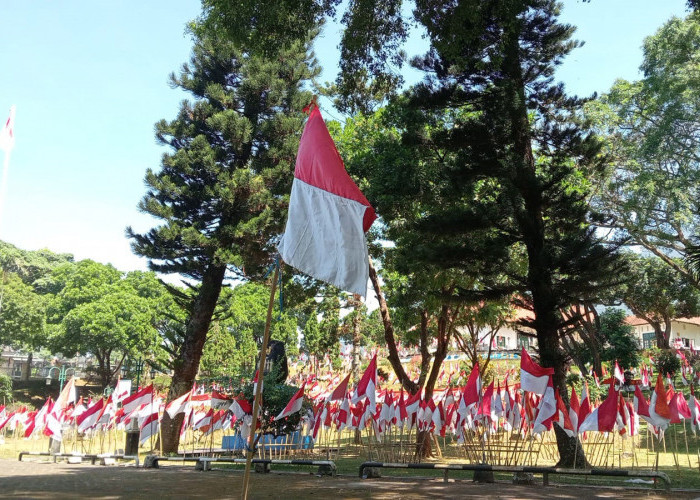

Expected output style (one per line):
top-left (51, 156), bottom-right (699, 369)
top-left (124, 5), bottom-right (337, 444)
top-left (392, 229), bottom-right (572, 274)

top-left (634, 385), bottom-right (651, 418)
top-left (596, 384), bottom-right (619, 432)
top-left (294, 107), bottom-right (376, 232)
top-left (520, 347), bottom-right (554, 378)
top-left (355, 354), bottom-right (377, 398)
top-left (462, 365), bottom-right (481, 407)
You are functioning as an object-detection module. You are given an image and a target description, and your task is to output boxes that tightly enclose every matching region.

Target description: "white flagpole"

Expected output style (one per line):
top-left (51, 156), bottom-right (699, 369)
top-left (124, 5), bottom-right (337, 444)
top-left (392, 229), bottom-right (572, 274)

top-left (0, 149), bottom-right (11, 234)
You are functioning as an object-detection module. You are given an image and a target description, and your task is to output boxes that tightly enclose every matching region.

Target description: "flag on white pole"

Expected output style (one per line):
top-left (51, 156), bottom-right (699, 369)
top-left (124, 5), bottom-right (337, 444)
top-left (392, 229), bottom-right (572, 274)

top-left (278, 105), bottom-right (376, 296)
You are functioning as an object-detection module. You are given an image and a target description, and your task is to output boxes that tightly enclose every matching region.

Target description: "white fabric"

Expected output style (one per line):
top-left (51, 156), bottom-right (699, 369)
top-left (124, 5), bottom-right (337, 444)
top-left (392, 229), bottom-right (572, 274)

top-left (532, 385), bottom-right (556, 434)
top-left (278, 179), bottom-right (370, 296)
top-left (520, 370), bottom-right (550, 396)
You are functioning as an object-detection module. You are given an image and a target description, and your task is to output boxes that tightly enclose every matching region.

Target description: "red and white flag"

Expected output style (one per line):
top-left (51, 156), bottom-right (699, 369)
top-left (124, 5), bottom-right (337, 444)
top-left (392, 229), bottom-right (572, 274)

top-left (229, 397), bottom-right (253, 420)
top-left (579, 383), bottom-right (618, 433)
top-left (114, 379), bottom-right (132, 404)
top-left (689, 395), bottom-right (700, 433)
top-left (613, 361), bottom-right (625, 386)
top-left (122, 384), bottom-right (153, 415)
top-left (327, 373), bottom-right (351, 402)
top-left (532, 378), bottom-right (556, 434)
top-left (252, 370), bottom-right (263, 395)
top-left (352, 354), bottom-right (377, 414)
top-left (633, 384), bottom-right (652, 424)
top-left (0, 106), bottom-right (15, 153)
top-left (520, 348), bottom-right (554, 395)
top-left (569, 387), bottom-right (580, 432)
top-left (165, 389), bottom-right (192, 419)
top-left (77, 398), bottom-right (105, 433)
top-left (457, 365), bottom-right (481, 425)
top-left (649, 374), bottom-right (671, 430)
top-left (277, 105), bottom-right (377, 296)
top-left (275, 383), bottom-right (306, 421)
top-left (578, 381), bottom-right (592, 425)
top-left (139, 412), bottom-right (159, 445)
top-left (554, 390), bottom-right (575, 437)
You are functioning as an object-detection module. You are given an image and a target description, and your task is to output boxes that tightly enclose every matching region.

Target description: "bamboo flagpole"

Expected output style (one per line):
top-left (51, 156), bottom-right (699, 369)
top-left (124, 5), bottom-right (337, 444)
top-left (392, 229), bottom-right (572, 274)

top-left (241, 263), bottom-right (279, 500)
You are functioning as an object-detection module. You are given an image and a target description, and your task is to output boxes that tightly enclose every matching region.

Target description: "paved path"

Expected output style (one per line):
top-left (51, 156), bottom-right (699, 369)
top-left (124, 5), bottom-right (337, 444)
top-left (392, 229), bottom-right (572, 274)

top-left (0, 459), bottom-right (693, 499)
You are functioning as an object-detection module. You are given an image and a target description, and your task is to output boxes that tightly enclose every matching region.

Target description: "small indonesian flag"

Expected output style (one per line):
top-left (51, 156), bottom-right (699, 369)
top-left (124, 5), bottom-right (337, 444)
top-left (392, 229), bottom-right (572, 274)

top-left (328, 373), bottom-right (351, 402)
top-left (165, 389), bottom-right (192, 419)
top-left (649, 374), bottom-right (671, 430)
top-left (139, 412), bottom-right (159, 445)
top-left (122, 384), bottom-right (154, 415)
top-left (614, 361), bottom-right (625, 385)
top-left (352, 354), bottom-right (377, 414)
top-left (520, 348), bottom-right (554, 395)
top-left (275, 383), bottom-right (306, 421)
top-left (579, 383), bottom-right (618, 433)
top-left (532, 378), bottom-right (557, 434)
top-left (633, 384), bottom-right (652, 423)
top-left (77, 398), bottom-right (105, 433)
top-left (114, 379), bottom-right (132, 404)
top-left (278, 105), bottom-right (377, 296)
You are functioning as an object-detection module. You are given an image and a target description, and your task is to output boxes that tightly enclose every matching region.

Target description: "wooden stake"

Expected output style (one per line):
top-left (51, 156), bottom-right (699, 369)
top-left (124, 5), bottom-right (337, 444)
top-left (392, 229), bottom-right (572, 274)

top-left (241, 263), bottom-right (279, 500)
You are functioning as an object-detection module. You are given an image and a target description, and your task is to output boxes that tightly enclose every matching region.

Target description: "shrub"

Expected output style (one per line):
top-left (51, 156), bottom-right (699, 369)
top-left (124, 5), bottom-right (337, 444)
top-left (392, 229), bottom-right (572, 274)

top-left (0, 374), bottom-right (12, 405)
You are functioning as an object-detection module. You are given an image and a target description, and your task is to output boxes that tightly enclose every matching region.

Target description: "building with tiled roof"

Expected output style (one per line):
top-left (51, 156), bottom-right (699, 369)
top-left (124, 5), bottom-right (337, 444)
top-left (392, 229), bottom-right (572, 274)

top-left (625, 316), bottom-right (700, 350)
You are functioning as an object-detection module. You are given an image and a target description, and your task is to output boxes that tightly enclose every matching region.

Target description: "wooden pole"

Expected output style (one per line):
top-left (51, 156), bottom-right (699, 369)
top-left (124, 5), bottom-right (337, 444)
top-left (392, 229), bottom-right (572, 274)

top-left (241, 263), bottom-right (279, 500)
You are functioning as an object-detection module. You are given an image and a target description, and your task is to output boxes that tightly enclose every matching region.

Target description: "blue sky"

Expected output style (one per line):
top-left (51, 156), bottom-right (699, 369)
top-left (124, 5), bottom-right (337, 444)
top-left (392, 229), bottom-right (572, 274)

top-left (0, 0), bottom-right (690, 275)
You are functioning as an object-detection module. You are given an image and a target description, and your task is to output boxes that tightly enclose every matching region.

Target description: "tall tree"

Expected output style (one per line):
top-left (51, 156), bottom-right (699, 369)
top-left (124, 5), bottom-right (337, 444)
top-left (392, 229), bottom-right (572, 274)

top-left (127, 25), bottom-right (319, 452)
top-left (46, 263), bottom-right (166, 387)
top-left (200, 283), bottom-right (298, 378)
top-left (0, 273), bottom-right (46, 379)
top-left (337, 0), bottom-right (625, 467)
top-left (588, 12), bottom-right (700, 285)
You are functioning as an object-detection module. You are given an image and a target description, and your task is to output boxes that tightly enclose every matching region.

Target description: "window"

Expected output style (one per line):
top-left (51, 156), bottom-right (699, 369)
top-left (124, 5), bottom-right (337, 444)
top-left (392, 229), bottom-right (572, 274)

top-left (517, 334), bottom-right (530, 349)
top-left (497, 336), bottom-right (506, 348)
top-left (642, 332), bottom-right (655, 349)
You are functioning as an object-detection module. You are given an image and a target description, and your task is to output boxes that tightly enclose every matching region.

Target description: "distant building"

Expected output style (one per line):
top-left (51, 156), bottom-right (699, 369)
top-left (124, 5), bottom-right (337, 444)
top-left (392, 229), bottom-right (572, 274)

top-left (626, 316), bottom-right (700, 350)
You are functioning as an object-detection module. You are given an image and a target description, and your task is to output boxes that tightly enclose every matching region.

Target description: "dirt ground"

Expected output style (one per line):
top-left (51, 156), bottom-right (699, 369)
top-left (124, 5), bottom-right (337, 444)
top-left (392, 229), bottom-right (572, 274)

top-left (0, 458), bottom-right (695, 500)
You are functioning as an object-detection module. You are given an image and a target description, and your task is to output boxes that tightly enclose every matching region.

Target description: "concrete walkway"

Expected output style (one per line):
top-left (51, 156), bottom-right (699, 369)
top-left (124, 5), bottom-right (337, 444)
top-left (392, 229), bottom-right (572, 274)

top-left (0, 459), bottom-right (691, 499)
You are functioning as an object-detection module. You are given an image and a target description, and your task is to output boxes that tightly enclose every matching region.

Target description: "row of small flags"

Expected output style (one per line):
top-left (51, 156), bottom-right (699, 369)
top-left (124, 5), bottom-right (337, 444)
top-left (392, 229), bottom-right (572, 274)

top-left (2, 349), bottom-right (699, 447)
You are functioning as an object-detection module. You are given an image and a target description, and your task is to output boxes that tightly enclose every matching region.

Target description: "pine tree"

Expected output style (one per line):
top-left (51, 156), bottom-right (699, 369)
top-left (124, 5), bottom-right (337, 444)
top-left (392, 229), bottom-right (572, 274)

top-left (337, 0), bottom-right (626, 466)
top-left (127, 29), bottom-right (319, 452)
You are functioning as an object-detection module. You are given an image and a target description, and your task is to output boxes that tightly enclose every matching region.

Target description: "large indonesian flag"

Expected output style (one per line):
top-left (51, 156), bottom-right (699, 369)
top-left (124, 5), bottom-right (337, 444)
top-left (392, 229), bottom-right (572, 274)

top-left (278, 106), bottom-right (377, 296)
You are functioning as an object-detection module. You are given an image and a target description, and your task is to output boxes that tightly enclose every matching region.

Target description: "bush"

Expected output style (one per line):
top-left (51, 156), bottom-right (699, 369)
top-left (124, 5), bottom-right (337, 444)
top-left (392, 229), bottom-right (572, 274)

top-left (652, 348), bottom-right (681, 378)
top-left (0, 374), bottom-right (12, 405)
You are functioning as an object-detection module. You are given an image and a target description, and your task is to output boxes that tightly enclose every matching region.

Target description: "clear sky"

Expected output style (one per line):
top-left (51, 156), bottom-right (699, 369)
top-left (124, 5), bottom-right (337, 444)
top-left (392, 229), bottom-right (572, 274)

top-left (0, 0), bottom-right (690, 276)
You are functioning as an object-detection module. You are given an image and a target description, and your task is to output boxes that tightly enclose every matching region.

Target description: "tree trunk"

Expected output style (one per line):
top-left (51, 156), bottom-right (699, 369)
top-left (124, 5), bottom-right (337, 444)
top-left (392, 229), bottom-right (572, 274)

top-left (22, 352), bottom-right (32, 381)
top-left (502, 25), bottom-right (588, 469)
top-left (161, 263), bottom-right (227, 454)
top-left (368, 259), bottom-right (419, 394)
top-left (553, 422), bottom-right (589, 468)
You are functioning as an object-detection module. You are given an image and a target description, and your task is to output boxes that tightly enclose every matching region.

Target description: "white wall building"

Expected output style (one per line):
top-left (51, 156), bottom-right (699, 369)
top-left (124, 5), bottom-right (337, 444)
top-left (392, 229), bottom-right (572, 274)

top-left (626, 316), bottom-right (700, 350)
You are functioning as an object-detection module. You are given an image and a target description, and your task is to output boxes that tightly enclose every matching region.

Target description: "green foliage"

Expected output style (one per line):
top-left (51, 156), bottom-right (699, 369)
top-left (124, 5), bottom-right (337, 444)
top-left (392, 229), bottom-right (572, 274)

top-left (46, 260), bottom-right (167, 386)
top-left (0, 241), bottom-right (73, 354)
top-left (0, 273), bottom-right (46, 351)
top-left (0, 374), bottom-right (12, 404)
top-left (652, 348), bottom-right (682, 377)
top-left (622, 254), bottom-right (700, 348)
top-left (200, 283), bottom-right (298, 378)
top-left (238, 366), bottom-right (310, 436)
top-left (598, 309), bottom-right (640, 369)
top-left (588, 12), bottom-right (700, 286)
